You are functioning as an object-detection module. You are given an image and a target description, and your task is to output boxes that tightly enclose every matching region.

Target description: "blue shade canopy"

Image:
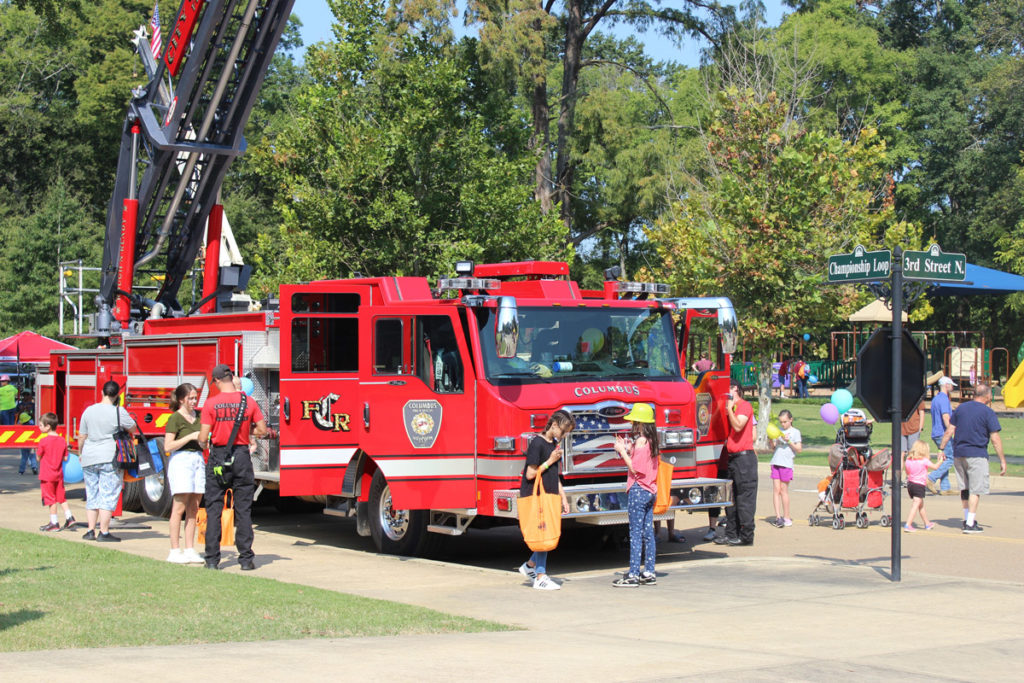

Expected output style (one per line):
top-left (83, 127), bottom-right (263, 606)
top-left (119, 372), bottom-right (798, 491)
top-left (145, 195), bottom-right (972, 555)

top-left (929, 263), bottom-right (1024, 296)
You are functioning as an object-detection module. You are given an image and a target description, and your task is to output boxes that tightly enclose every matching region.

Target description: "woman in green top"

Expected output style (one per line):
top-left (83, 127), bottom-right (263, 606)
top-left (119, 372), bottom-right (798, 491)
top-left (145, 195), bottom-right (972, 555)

top-left (164, 383), bottom-right (205, 564)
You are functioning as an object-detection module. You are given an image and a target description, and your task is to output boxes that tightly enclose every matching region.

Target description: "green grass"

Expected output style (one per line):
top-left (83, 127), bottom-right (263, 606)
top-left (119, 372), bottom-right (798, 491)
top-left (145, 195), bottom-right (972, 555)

top-left (758, 398), bottom-right (1024, 476)
top-left (0, 529), bottom-right (510, 651)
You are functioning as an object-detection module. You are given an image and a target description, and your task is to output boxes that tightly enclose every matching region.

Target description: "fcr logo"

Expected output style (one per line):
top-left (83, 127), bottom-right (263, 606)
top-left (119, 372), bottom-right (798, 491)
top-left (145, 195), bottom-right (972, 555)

top-left (301, 393), bottom-right (351, 432)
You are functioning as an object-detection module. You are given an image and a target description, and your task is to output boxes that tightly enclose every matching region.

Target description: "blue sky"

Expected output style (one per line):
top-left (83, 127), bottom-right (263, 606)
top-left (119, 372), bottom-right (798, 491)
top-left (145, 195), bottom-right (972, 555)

top-left (293, 1), bottom-right (790, 67)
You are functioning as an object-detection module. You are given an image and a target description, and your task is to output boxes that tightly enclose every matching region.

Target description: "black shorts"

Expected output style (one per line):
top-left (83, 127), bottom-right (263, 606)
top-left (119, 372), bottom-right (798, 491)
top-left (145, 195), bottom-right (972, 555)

top-left (907, 482), bottom-right (926, 500)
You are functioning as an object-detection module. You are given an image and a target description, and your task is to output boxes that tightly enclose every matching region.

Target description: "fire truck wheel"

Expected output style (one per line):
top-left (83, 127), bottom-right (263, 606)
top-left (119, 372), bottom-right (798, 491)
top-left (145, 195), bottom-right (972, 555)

top-left (121, 479), bottom-right (143, 512)
top-left (140, 439), bottom-right (172, 518)
top-left (368, 469), bottom-right (431, 556)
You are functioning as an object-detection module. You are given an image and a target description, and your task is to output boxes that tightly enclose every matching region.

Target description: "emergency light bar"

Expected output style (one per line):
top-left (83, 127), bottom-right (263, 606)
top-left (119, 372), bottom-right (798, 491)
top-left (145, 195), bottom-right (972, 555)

top-left (615, 281), bottom-right (671, 295)
top-left (439, 278), bottom-right (500, 291)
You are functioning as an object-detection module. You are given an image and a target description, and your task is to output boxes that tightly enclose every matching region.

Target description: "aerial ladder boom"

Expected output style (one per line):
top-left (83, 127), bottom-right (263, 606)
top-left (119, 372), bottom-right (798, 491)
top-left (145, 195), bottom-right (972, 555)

top-left (96, 0), bottom-right (295, 335)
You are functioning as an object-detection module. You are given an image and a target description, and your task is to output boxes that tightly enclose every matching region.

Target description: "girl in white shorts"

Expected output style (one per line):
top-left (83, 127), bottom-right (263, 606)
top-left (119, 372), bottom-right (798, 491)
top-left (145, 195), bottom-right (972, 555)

top-left (164, 383), bottom-right (205, 563)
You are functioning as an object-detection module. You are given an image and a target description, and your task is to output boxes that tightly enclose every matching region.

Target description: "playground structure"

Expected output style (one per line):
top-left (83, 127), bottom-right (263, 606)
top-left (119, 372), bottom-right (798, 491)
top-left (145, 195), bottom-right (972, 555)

top-left (728, 329), bottom-right (1022, 404)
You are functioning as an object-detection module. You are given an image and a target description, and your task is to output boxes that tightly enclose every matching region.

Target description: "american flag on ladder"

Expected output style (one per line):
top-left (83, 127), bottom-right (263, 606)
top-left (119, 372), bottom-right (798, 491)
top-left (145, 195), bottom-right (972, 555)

top-left (569, 412), bottom-right (630, 470)
top-left (150, 3), bottom-right (162, 59)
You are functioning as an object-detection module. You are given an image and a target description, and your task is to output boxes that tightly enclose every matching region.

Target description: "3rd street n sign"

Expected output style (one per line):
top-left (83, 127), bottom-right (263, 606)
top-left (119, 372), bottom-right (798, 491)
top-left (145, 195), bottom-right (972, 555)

top-left (903, 244), bottom-right (967, 282)
top-left (827, 245), bottom-right (892, 283)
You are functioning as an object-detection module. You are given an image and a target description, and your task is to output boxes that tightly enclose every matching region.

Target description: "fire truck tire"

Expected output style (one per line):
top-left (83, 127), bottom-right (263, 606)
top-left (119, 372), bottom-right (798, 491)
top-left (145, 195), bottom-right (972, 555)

top-left (368, 470), bottom-right (434, 557)
top-left (121, 479), bottom-right (143, 512)
top-left (140, 439), bottom-right (172, 518)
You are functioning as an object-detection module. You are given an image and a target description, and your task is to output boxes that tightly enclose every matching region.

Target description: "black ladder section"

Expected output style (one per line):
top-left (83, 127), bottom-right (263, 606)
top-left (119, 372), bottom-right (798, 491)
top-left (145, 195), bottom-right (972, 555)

top-left (99, 0), bottom-right (295, 326)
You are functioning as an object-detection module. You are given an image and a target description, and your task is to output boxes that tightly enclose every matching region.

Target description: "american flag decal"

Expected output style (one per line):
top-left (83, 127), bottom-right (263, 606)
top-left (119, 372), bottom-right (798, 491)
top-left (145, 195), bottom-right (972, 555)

top-left (569, 410), bottom-right (630, 470)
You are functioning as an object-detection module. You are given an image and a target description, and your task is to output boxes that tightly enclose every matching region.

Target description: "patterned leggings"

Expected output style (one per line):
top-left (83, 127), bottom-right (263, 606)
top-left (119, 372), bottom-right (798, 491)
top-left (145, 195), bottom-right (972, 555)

top-left (627, 485), bottom-right (656, 577)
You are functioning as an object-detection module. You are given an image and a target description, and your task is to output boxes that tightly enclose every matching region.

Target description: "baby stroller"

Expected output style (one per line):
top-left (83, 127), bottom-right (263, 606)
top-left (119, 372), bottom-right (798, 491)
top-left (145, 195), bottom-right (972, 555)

top-left (809, 409), bottom-right (892, 530)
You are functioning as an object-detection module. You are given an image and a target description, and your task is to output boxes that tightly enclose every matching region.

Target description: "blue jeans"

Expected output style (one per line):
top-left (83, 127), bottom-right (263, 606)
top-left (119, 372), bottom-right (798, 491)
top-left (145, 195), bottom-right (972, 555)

top-left (530, 551), bottom-right (548, 575)
top-left (627, 485), bottom-right (656, 577)
top-left (797, 378), bottom-right (808, 398)
top-left (19, 449), bottom-right (38, 473)
top-left (0, 408), bottom-right (15, 425)
top-left (929, 437), bottom-right (954, 491)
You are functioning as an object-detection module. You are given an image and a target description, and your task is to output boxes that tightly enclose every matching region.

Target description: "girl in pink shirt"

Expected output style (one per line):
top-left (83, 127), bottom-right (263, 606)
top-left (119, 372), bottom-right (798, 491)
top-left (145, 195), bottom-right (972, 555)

top-left (903, 440), bottom-right (939, 532)
top-left (612, 403), bottom-right (660, 587)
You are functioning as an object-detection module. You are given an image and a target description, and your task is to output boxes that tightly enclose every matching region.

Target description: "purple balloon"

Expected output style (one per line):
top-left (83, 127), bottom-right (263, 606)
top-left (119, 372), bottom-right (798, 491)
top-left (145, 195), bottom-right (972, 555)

top-left (820, 402), bottom-right (840, 425)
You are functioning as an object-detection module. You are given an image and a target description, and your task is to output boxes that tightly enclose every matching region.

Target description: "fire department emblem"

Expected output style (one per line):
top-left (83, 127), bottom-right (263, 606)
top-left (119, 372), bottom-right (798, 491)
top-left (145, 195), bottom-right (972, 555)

top-left (696, 393), bottom-right (712, 438)
top-left (301, 393), bottom-right (351, 432)
top-left (403, 400), bottom-right (443, 448)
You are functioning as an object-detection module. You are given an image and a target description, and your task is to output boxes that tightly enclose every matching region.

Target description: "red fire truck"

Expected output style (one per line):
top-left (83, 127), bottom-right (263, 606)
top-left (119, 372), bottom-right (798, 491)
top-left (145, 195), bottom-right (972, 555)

top-left (37, 260), bottom-right (738, 555)
top-left (13, 1), bottom-right (742, 556)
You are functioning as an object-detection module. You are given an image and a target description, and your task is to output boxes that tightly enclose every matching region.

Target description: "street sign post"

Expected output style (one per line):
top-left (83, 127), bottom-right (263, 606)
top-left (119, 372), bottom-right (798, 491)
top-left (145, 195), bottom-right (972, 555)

top-left (902, 244), bottom-right (967, 282)
top-left (827, 245), bottom-right (892, 283)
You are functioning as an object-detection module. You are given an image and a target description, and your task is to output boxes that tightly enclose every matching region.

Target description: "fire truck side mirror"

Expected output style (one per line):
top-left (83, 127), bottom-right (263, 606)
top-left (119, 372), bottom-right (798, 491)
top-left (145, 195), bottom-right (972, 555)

top-left (716, 298), bottom-right (738, 354)
top-left (495, 296), bottom-right (519, 359)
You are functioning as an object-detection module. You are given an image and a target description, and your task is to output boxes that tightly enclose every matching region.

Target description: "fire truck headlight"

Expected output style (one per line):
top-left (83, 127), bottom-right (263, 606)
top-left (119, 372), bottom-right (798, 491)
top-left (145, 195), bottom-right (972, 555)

top-left (575, 496), bottom-right (591, 513)
top-left (660, 429), bottom-right (693, 447)
top-left (704, 487), bottom-right (718, 504)
top-left (686, 487), bottom-right (702, 505)
top-left (493, 436), bottom-right (517, 452)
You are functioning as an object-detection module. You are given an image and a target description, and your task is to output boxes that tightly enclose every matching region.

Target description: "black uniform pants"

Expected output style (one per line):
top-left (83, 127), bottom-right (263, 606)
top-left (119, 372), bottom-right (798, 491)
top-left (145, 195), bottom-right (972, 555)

top-left (204, 444), bottom-right (255, 564)
top-left (725, 450), bottom-right (758, 543)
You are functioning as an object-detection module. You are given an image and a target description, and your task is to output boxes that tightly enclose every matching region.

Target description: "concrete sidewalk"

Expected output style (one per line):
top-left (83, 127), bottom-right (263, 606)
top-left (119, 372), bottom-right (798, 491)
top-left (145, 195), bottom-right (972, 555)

top-left (2, 451), bottom-right (1023, 681)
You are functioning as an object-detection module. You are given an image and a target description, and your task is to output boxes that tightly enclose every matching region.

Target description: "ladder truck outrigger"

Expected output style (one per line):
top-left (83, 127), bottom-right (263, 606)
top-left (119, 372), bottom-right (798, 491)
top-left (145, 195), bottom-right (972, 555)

top-left (33, 0), bottom-right (742, 555)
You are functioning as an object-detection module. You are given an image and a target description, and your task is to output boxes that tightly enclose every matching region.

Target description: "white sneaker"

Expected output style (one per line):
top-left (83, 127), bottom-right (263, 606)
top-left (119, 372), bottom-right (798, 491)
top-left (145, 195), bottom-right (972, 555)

top-left (533, 575), bottom-right (560, 590)
top-left (183, 548), bottom-right (205, 564)
top-left (166, 548), bottom-right (189, 564)
top-left (783, 518), bottom-right (793, 527)
top-left (518, 562), bottom-right (537, 580)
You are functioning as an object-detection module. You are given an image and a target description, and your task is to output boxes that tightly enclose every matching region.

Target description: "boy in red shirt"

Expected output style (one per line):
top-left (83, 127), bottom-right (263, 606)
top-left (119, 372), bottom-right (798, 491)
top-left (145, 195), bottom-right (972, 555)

top-left (37, 413), bottom-right (76, 531)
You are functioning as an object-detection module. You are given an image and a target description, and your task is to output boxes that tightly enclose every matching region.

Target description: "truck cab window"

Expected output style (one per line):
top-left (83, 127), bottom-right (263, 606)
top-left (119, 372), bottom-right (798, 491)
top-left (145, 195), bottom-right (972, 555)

top-left (291, 318), bottom-right (358, 373)
top-left (374, 319), bottom-right (405, 374)
top-left (416, 316), bottom-right (463, 393)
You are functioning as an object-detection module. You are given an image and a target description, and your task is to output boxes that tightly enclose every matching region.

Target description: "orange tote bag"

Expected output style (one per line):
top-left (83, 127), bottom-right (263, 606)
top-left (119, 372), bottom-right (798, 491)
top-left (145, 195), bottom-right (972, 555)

top-left (517, 472), bottom-right (562, 552)
top-left (653, 458), bottom-right (673, 514)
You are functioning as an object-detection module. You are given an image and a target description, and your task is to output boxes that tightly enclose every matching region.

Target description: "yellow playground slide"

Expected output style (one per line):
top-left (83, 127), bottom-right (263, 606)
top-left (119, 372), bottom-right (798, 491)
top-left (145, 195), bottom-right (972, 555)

top-left (1004, 360), bottom-right (1024, 408)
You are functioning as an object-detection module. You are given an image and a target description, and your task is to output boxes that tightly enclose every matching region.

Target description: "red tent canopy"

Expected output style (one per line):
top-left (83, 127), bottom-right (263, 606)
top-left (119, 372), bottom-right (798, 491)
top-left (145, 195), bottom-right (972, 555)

top-left (0, 331), bottom-right (76, 363)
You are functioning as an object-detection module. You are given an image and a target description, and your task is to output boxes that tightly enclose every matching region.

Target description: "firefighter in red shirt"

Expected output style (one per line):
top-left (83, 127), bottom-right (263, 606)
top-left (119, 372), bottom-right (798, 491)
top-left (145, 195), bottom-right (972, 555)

top-left (715, 379), bottom-right (758, 546)
top-left (197, 364), bottom-right (272, 570)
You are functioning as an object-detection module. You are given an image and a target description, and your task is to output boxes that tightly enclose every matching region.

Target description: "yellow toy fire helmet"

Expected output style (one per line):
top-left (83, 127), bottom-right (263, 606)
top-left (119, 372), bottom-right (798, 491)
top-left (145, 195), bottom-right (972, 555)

top-left (623, 402), bottom-right (655, 423)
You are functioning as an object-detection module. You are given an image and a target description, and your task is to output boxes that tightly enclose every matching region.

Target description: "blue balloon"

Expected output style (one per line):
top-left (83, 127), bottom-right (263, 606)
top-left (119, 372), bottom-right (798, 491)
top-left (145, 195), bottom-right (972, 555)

top-left (809, 374), bottom-right (819, 384)
top-left (803, 333), bottom-right (811, 341)
top-left (831, 388), bottom-right (854, 414)
top-left (63, 453), bottom-right (83, 484)
top-left (240, 377), bottom-right (255, 396)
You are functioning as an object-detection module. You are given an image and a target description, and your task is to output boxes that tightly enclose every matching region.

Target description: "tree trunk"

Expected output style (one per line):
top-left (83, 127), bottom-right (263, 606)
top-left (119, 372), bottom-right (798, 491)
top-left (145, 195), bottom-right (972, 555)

top-left (555, 0), bottom-right (585, 231)
top-left (531, 75), bottom-right (553, 214)
top-left (756, 354), bottom-right (774, 451)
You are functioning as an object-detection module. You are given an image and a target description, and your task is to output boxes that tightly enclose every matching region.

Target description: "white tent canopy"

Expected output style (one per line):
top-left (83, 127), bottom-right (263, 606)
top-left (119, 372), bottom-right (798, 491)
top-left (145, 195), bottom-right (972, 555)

top-left (848, 298), bottom-right (908, 323)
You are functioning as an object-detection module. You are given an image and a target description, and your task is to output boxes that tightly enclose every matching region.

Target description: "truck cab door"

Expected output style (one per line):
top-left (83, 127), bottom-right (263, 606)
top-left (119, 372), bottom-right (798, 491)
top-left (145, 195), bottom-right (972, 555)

top-left (278, 284), bottom-right (369, 496)
top-left (360, 308), bottom-right (476, 511)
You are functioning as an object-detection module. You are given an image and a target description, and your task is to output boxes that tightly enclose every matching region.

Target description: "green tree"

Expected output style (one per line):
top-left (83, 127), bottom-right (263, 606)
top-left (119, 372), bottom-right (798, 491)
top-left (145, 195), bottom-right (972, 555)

top-left (246, 0), bottom-right (567, 296)
top-left (0, 177), bottom-right (101, 336)
top-left (646, 80), bottom-right (914, 440)
top-left (466, 0), bottom-right (736, 234)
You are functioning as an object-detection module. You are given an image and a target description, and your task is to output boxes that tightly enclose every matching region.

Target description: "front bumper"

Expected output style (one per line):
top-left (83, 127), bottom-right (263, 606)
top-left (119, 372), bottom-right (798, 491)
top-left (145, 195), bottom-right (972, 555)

top-left (494, 477), bottom-right (733, 525)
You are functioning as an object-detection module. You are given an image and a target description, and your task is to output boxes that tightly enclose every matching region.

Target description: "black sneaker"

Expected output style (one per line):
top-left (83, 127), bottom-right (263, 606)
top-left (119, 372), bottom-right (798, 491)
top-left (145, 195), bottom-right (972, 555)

top-left (612, 575), bottom-right (641, 587)
top-left (963, 522), bottom-right (984, 534)
top-left (639, 572), bottom-right (657, 586)
top-left (40, 522), bottom-right (61, 532)
top-left (62, 516), bottom-right (77, 530)
top-left (239, 559), bottom-right (256, 571)
top-left (713, 535), bottom-right (738, 545)
top-left (96, 532), bottom-right (121, 542)
top-left (82, 530), bottom-right (96, 540)
top-left (204, 562), bottom-right (220, 570)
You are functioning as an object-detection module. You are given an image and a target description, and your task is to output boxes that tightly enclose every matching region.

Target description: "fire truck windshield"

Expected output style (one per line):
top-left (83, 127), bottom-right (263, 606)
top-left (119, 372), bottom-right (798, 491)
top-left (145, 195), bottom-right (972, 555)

top-left (476, 307), bottom-right (681, 383)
